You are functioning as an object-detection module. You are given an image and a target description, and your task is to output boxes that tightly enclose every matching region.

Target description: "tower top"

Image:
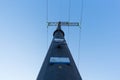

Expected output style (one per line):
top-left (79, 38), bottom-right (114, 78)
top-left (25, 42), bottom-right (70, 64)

top-left (48, 21), bottom-right (80, 38)
top-left (53, 22), bottom-right (65, 37)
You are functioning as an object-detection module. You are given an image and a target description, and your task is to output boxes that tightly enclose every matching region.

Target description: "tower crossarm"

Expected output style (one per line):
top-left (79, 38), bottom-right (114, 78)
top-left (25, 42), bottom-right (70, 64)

top-left (48, 21), bottom-right (80, 26)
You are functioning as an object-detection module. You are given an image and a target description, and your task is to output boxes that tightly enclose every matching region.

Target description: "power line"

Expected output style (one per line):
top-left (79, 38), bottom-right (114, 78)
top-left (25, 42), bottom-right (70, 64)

top-left (46, 0), bottom-right (48, 49)
top-left (78, 0), bottom-right (84, 69)
top-left (68, 0), bottom-right (71, 22)
top-left (68, 0), bottom-right (71, 46)
top-left (79, 0), bottom-right (84, 28)
top-left (46, 0), bottom-right (48, 23)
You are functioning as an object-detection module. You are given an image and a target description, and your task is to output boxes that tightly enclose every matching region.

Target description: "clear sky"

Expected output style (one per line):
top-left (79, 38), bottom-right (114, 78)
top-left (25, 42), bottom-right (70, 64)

top-left (0, 0), bottom-right (120, 80)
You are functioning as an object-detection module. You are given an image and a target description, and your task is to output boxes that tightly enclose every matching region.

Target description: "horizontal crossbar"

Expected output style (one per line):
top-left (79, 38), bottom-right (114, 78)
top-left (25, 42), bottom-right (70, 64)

top-left (48, 22), bottom-right (79, 26)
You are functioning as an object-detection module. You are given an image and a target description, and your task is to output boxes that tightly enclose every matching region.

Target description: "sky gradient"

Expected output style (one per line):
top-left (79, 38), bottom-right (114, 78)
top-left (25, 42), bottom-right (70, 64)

top-left (0, 0), bottom-right (120, 80)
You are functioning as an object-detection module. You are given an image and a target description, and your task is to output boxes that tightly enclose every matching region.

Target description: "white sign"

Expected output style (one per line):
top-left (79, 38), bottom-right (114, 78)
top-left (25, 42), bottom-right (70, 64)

top-left (50, 57), bottom-right (70, 64)
top-left (54, 38), bottom-right (64, 42)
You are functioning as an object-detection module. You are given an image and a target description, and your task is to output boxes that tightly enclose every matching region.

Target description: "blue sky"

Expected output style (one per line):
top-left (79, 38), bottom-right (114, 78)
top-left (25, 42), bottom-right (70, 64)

top-left (0, 0), bottom-right (120, 80)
